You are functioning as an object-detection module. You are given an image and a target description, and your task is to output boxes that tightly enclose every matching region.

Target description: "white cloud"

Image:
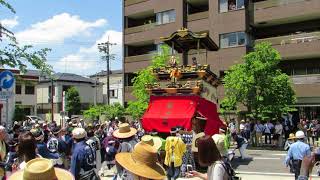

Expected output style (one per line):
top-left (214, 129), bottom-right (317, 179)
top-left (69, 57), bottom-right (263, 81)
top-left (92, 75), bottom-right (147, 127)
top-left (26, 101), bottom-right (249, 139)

top-left (1, 16), bottom-right (19, 29)
top-left (53, 30), bottom-right (122, 75)
top-left (16, 13), bottom-right (107, 44)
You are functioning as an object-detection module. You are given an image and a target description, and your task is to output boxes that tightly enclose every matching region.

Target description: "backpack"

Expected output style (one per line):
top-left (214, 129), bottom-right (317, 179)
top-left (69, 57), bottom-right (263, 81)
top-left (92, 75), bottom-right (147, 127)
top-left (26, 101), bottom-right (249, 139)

top-left (222, 161), bottom-right (241, 180)
top-left (47, 137), bottom-right (59, 153)
top-left (84, 140), bottom-right (96, 167)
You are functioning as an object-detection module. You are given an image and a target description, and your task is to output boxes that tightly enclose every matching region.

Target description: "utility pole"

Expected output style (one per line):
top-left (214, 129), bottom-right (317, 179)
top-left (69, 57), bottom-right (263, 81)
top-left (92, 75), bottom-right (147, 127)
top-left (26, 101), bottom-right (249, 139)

top-left (98, 39), bottom-right (116, 105)
top-left (51, 79), bottom-right (54, 122)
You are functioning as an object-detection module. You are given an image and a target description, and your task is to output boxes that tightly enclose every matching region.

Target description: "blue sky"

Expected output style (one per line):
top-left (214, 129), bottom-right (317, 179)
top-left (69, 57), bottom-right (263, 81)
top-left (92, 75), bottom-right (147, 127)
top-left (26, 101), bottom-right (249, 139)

top-left (1, 0), bottom-right (122, 76)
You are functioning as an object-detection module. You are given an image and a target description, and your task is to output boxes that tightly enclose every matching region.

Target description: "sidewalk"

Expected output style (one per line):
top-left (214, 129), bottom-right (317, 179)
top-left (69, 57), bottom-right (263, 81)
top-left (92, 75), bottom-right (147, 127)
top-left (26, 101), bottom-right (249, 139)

top-left (177, 174), bottom-right (319, 180)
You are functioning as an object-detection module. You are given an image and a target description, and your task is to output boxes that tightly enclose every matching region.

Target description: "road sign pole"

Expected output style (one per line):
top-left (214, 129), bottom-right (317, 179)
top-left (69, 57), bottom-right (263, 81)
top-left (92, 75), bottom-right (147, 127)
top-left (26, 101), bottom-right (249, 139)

top-left (5, 97), bottom-right (8, 128)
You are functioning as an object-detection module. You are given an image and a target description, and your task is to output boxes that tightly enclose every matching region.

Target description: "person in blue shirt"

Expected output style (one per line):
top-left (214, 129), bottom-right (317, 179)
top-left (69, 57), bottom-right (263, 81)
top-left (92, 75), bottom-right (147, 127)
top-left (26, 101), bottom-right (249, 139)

top-left (30, 128), bottom-right (59, 160)
top-left (70, 127), bottom-right (96, 180)
top-left (285, 131), bottom-right (311, 180)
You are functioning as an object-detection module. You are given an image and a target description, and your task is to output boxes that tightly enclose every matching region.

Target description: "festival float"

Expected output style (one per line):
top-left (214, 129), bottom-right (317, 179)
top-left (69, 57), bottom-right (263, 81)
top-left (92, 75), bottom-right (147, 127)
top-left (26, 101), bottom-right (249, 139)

top-left (141, 28), bottom-right (225, 136)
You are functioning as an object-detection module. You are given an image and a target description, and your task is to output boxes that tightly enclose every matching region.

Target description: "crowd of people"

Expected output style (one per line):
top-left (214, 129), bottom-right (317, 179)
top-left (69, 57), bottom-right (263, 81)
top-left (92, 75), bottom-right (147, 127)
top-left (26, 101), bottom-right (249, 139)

top-left (0, 118), bottom-right (240, 180)
top-left (228, 118), bottom-right (320, 149)
top-left (0, 117), bottom-right (318, 180)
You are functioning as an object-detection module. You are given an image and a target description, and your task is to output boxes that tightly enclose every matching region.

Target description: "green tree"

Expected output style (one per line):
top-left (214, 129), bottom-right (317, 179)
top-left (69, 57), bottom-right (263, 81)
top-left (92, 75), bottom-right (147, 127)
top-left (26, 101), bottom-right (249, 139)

top-left (126, 45), bottom-right (172, 119)
top-left (83, 103), bottom-right (125, 122)
top-left (83, 105), bottom-right (101, 120)
top-left (221, 42), bottom-right (296, 120)
top-left (66, 87), bottom-right (81, 115)
top-left (0, 1), bottom-right (52, 75)
top-left (13, 105), bottom-right (26, 122)
top-left (103, 103), bottom-right (125, 121)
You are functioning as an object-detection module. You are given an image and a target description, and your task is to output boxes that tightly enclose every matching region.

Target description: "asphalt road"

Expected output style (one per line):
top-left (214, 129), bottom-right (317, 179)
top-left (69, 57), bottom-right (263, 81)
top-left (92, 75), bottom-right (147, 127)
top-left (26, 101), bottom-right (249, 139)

top-left (101, 149), bottom-right (320, 179)
top-left (232, 149), bottom-right (320, 179)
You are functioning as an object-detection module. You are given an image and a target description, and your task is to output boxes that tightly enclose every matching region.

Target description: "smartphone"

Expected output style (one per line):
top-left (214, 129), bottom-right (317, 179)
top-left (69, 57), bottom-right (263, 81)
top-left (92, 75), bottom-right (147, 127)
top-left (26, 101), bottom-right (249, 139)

top-left (187, 164), bottom-right (193, 172)
top-left (315, 153), bottom-right (320, 162)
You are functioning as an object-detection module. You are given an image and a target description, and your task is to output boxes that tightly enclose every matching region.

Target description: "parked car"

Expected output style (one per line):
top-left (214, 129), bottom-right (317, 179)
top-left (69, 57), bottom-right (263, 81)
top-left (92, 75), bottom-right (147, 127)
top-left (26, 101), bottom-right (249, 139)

top-left (25, 116), bottom-right (44, 124)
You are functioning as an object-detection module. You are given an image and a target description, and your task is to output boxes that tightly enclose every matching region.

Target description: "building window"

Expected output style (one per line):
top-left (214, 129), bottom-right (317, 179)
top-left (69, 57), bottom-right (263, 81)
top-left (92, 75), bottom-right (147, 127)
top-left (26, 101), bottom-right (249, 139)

top-left (156, 10), bottom-right (176, 25)
top-left (220, 32), bottom-right (247, 48)
top-left (25, 85), bottom-right (35, 95)
top-left (219, 0), bottom-right (245, 13)
top-left (16, 85), bottom-right (22, 94)
top-left (109, 90), bottom-right (117, 98)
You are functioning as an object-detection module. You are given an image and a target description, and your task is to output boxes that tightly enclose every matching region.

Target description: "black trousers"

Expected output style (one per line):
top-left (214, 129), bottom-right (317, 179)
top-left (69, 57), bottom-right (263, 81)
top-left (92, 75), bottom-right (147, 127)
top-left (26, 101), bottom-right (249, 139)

top-left (292, 159), bottom-right (304, 180)
top-left (265, 133), bottom-right (271, 144)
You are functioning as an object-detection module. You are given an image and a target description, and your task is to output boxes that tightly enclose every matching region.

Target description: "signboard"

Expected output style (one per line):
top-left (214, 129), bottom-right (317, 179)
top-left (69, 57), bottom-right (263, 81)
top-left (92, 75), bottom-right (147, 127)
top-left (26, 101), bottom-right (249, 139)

top-left (0, 91), bottom-right (14, 99)
top-left (0, 70), bottom-right (15, 89)
top-left (0, 70), bottom-right (15, 99)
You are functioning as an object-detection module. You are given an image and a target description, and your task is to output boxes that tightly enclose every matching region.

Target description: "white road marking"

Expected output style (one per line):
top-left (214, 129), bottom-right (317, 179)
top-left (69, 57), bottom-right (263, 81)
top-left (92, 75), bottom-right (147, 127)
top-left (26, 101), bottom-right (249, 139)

top-left (236, 171), bottom-right (318, 177)
top-left (271, 153), bottom-right (286, 156)
top-left (253, 157), bottom-right (280, 160)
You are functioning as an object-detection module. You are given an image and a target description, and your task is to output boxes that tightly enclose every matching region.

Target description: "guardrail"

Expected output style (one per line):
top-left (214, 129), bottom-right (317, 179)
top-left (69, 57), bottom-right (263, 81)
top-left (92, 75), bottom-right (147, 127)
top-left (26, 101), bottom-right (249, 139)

top-left (254, 0), bottom-right (307, 10)
top-left (125, 0), bottom-right (149, 6)
top-left (124, 23), bottom-right (155, 35)
top-left (292, 75), bottom-right (320, 84)
top-left (256, 31), bottom-right (320, 45)
top-left (187, 11), bottom-right (209, 21)
top-left (125, 53), bottom-right (154, 63)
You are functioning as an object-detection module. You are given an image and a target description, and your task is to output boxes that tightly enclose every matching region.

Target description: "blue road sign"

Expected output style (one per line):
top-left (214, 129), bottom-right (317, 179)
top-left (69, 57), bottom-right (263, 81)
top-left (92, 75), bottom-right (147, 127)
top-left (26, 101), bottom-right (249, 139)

top-left (0, 70), bottom-right (15, 89)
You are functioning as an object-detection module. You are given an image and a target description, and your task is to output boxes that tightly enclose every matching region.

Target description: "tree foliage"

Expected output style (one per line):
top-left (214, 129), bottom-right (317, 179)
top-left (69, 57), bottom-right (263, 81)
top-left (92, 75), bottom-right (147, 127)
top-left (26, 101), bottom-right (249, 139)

top-left (126, 45), bottom-right (172, 119)
top-left (83, 103), bottom-right (125, 121)
top-left (221, 42), bottom-right (296, 120)
top-left (13, 105), bottom-right (26, 122)
top-left (0, 0), bottom-right (52, 75)
top-left (66, 87), bottom-right (81, 115)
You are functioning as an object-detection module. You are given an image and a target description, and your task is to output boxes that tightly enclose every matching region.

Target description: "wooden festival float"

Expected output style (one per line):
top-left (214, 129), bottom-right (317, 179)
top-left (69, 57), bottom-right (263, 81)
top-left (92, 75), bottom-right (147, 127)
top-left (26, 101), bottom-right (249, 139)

top-left (141, 28), bottom-right (225, 136)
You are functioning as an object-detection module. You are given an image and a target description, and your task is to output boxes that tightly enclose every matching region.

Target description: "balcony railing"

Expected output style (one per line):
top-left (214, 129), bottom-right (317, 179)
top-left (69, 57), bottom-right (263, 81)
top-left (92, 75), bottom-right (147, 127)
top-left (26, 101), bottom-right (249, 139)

top-left (292, 74), bottom-right (320, 84)
top-left (125, 53), bottom-right (154, 63)
top-left (187, 11), bottom-right (209, 22)
top-left (255, 0), bottom-right (308, 10)
top-left (125, 23), bottom-right (155, 35)
top-left (255, 31), bottom-right (320, 46)
top-left (125, 0), bottom-right (149, 6)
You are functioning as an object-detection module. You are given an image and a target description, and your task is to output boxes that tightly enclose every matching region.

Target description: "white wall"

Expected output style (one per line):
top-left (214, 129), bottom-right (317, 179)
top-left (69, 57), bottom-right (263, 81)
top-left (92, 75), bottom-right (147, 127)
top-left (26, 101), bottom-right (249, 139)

top-left (96, 74), bottom-right (123, 105)
top-left (37, 81), bottom-right (103, 105)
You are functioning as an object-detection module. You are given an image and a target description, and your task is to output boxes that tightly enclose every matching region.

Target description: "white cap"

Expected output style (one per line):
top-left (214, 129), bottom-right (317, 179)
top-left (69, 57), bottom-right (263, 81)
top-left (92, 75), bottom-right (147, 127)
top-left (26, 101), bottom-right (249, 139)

top-left (72, 128), bottom-right (87, 139)
top-left (295, 131), bottom-right (305, 139)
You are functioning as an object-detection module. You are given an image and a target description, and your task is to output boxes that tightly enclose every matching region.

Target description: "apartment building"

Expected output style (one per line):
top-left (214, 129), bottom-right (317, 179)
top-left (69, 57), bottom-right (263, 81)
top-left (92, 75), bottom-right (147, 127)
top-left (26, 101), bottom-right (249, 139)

top-left (123, 0), bottom-right (320, 119)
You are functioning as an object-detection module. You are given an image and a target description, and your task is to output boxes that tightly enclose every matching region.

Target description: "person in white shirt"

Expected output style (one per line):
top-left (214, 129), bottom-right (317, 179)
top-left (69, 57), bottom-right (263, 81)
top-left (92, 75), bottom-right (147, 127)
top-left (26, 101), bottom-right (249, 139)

top-left (187, 136), bottom-right (230, 180)
top-left (273, 120), bottom-right (283, 147)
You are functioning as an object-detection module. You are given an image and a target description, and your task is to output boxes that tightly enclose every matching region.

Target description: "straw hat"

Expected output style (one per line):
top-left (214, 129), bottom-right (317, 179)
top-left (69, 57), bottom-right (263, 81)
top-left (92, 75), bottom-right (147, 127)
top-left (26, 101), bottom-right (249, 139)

top-left (113, 123), bottom-right (137, 139)
top-left (288, 133), bottom-right (296, 140)
top-left (212, 134), bottom-right (227, 156)
top-left (192, 132), bottom-right (205, 152)
top-left (141, 135), bottom-right (162, 151)
top-left (115, 142), bottom-right (165, 179)
top-left (72, 128), bottom-right (87, 139)
top-left (9, 158), bottom-right (74, 180)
